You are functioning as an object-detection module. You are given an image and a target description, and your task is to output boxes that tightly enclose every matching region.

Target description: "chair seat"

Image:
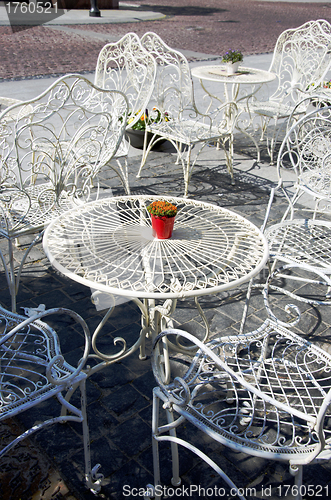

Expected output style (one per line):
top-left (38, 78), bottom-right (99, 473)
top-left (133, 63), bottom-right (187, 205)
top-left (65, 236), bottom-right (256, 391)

top-left (265, 219), bottom-right (331, 270)
top-left (0, 183), bottom-right (84, 237)
top-left (147, 119), bottom-right (230, 146)
top-left (159, 320), bottom-right (331, 462)
top-left (248, 100), bottom-right (294, 119)
top-left (0, 308), bottom-right (85, 420)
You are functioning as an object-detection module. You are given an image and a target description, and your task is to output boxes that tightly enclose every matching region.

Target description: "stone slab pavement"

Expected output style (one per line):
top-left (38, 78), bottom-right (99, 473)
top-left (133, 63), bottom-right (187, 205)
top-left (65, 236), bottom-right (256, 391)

top-left (1, 139), bottom-right (331, 500)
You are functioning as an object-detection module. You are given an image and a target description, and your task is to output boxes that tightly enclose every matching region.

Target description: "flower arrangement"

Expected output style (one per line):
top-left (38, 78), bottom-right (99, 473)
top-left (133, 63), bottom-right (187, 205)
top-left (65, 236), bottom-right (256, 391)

top-left (222, 50), bottom-right (243, 64)
top-left (128, 107), bottom-right (170, 131)
top-left (147, 200), bottom-right (178, 218)
top-left (307, 80), bottom-right (331, 91)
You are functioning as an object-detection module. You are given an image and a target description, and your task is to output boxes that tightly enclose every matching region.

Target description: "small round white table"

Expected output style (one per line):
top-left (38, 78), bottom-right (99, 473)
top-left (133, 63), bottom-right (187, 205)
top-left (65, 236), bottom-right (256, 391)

top-left (43, 195), bottom-right (269, 376)
top-left (191, 65), bottom-right (275, 102)
top-left (191, 65), bottom-right (276, 163)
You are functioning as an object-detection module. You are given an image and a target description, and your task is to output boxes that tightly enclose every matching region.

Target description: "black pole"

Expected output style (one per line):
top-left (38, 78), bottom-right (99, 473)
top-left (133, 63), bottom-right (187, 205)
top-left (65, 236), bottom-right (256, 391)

top-left (89, 0), bottom-right (101, 17)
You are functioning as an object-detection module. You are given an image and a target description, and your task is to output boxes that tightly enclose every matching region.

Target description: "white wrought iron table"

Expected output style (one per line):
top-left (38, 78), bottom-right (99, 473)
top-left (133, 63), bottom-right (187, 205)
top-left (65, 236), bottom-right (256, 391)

top-left (191, 65), bottom-right (276, 161)
top-left (43, 195), bottom-right (268, 377)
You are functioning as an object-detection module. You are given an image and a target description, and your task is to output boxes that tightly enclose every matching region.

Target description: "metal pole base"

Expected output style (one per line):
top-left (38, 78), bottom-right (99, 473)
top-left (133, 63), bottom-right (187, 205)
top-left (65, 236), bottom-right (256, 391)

top-left (89, 0), bottom-right (101, 17)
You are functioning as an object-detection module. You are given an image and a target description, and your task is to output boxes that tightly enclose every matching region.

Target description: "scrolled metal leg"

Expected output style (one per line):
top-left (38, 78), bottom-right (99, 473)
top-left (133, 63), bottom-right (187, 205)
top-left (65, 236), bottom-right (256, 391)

top-left (80, 378), bottom-right (103, 493)
top-left (152, 390), bottom-right (163, 500)
top-left (289, 464), bottom-right (303, 500)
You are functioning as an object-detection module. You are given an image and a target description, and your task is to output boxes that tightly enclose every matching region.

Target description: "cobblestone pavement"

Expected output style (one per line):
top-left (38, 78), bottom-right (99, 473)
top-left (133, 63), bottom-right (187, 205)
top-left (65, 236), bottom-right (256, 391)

top-left (1, 0), bottom-right (331, 80)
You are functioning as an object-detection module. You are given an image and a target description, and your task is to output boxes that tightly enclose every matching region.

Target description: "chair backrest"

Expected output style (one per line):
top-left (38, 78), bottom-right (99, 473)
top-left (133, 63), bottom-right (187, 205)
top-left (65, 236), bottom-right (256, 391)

top-left (140, 32), bottom-right (196, 117)
top-left (0, 304), bottom-right (91, 405)
top-left (268, 19), bottom-right (331, 104)
top-left (0, 74), bottom-right (128, 236)
top-left (277, 100), bottom-right (331, 201)
top-left (94, 32), bottom-right (156, 129)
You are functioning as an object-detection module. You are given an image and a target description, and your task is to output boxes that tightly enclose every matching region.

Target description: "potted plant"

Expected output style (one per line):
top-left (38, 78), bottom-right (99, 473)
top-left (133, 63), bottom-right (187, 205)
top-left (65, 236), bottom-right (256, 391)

top-left (308, 80), bottom-right (331, 107)
top-left (147, 200), bottom-right (178, 239)
top-left (125, 108), bottom-right (169, 149)
top-left (222, 49), bottom-right (243, 76)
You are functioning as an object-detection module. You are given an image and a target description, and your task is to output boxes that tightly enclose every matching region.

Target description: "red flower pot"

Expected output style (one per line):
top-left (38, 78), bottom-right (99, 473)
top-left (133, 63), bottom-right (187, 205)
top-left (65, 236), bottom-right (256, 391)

top-left (151, 215), bottom-right (176, 239)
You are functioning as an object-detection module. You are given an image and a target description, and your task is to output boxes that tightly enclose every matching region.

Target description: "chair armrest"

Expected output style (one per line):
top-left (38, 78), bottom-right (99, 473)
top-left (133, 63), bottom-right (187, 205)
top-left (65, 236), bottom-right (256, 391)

top-left (0, 305), bottom-right (91, 385)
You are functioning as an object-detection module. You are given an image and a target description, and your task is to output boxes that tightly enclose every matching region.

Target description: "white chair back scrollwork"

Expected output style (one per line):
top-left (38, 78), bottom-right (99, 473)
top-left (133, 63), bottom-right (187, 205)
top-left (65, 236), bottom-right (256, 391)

top-left (245, 19), bottom-right (331, 164)
top-left (137, 32), bottom-right (237, 197)
top-left (94, 32), bottom-right (157, 194)
top-left (0, 74), bottom-right (128, 312)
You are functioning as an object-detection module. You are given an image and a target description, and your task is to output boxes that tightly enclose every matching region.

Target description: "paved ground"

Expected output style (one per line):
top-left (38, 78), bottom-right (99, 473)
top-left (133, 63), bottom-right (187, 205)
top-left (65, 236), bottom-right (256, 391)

top-left (1, 0), bottom-right (331, 80)
top-left (1, 141), bottom-right (331, 500)
top-left (1, 2), bottom-right (331, 500)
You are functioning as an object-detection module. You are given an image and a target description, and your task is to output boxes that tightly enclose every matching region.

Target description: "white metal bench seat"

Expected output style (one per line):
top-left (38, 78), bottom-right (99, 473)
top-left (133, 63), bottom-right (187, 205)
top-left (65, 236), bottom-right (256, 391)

top-left (247, 100), bottom-right (295, 120)
top-left (0, 183), bottom-right (84, 236)
top-left (147, 119), bottom-right (231, 145)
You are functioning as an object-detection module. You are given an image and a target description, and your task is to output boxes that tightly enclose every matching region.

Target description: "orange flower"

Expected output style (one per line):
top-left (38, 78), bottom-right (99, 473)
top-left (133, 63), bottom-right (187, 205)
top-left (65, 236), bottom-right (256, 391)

top-left (147, 200), bottom-right (178, 218)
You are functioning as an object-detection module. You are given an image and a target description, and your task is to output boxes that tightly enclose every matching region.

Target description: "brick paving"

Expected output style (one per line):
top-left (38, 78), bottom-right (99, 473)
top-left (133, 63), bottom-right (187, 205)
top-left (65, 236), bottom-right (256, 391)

top-left (1, 0), bottom-right (331, 80)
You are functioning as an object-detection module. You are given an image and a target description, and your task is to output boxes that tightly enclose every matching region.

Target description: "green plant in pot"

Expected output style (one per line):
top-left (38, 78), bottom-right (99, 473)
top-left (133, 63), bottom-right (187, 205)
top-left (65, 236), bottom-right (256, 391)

top-left (125, 108), bottom-right (170, 149)
top-left (222, 49), bottom-right (243, 75)
top-left (147, 200), bottom-right (178, 239)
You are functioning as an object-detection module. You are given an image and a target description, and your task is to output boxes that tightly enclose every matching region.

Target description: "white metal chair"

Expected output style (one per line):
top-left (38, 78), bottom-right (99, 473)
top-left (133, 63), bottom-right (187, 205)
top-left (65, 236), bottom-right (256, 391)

top-left (137, 32), bottom-right (236, 197)
top-left (0, 74), bottom-right (128, 312)
top-left (150, 266), bottom-right (331, 500)
top-left (245, 19), bottom-right (331, 164)
top-left (263, 99), bottom-right (331, 280)
top-left (0, 303), bottom-right (102, 494)
top-left (94, 32), bottom-right (157, 194)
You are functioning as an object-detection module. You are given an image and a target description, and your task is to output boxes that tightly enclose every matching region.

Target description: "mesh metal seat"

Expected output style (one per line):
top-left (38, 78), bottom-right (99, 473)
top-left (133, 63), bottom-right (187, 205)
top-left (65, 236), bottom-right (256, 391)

top-left (0, 303), bottom-right (102, 494)
top-left (150, 267), bottom-right (331, 500)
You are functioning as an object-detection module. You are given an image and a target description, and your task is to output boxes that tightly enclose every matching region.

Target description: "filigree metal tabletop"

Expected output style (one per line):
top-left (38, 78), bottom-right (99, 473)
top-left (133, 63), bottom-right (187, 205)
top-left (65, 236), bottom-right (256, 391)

top-left (44, 195), bottom-right (268, 299)
top-left (43, 195), bottom-right (268, 374)
top-left (191, 66), bottom-right (275, 86)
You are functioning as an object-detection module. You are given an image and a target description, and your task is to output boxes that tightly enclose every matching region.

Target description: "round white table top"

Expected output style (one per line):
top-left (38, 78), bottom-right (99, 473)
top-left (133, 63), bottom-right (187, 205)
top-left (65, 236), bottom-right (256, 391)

top-left (43, 195), bottom-right (269, 300)
top-left (191, 65), bottom-right (276, 85)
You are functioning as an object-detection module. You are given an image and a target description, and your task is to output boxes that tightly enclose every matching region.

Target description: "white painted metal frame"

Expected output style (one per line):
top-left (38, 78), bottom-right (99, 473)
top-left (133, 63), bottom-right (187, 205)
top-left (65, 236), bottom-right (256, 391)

top-left (94, 32), bottom-right (157, 194)
top-left (262, 98), bottom-right (331, 279)
top-left (0, 74), bottom-right (128, 312)
top-left (150, 265), bottom-right (331, 500)
top-left (191, 65), bottom-right (276, 165)
top-left (43, 195), bottom-right (268, 376)
top-left (244, 19), bottom-right (331, 164)
top-left (0, 304), bottom-right (103, 494)
top-left (137, 32), bottom-right (236, 197)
